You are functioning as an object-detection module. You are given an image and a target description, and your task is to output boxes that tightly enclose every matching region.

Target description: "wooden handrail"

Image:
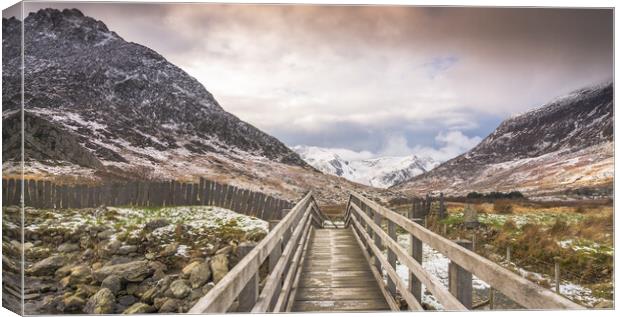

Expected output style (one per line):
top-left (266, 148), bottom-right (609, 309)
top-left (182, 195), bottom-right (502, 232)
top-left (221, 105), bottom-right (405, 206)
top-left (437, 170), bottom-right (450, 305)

top-left (347, 191), bottom-right (584, 310)
top-left (349, 214), bottom-right (424, 310)
top-left (189, 192), bottom-right (318, 313)
top-left (349, 201), bottom-right (465, 310)
top-left (252, 205), bottom-right (313, 312)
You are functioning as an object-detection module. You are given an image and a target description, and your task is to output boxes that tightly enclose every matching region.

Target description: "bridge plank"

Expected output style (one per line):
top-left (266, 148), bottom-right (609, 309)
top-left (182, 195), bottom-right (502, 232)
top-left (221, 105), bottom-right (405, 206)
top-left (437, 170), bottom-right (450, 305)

top-left (292, 228), bottom-right (391, 312)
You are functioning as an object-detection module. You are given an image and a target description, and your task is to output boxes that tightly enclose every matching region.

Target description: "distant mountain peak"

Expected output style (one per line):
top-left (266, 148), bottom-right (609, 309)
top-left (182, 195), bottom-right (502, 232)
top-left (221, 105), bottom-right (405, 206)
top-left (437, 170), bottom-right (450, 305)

top-left (293, 145), bottom-right (438, 188)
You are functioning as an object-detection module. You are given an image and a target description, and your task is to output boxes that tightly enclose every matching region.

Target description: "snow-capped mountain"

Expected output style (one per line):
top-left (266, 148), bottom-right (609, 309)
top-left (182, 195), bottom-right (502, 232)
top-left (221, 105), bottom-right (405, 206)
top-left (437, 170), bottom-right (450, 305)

top-left (394, 82), bottom-right (613, 198)
top-left (293, 145), bottom-right (438, 188)
top-left (1, 9), bottom-right (399, 204)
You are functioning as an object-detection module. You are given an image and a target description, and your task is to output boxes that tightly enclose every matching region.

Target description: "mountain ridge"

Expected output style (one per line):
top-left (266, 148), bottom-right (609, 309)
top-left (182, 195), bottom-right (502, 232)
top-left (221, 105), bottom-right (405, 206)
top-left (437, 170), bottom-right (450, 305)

top-left (293, 145), bottom-right (438, 188)
top-left (393, 82), bottom-right (614, 198)
top-left (2, 8), bottom-right (310, 174)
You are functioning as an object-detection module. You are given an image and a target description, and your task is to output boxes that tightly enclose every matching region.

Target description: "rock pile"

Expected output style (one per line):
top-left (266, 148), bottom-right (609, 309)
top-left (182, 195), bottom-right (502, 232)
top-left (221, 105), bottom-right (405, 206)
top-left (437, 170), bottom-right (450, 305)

top-left (4, 205), bottom-right (268, 314)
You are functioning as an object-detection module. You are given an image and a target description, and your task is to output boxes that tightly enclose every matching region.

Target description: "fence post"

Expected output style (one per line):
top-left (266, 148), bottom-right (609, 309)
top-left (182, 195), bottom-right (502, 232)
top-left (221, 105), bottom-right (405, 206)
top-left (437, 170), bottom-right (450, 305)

top-left (554, 257), bottom-right (561, 294)
top-left (373, 210), bottom-right (383, 271)
top-left (408, 218), bottom-right (423, 304)
top-left (237, 241), bottom-right (259, 311)
top-left (506, 246), bottom-right (511, 262)
top-left (387, 221), bottom-right (397, 296)
top-left (489, 288), bottom-right (495, 309)
top-left (439, 192), bottom-right (446, 219)
top-left (449, 239), bottom-right (473, 309)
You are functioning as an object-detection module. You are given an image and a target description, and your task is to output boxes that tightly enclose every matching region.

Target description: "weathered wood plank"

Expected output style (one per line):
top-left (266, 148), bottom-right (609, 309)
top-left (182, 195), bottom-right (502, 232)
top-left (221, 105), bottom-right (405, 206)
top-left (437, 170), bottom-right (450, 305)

top-left (293, 299), bottom-right (390, 312)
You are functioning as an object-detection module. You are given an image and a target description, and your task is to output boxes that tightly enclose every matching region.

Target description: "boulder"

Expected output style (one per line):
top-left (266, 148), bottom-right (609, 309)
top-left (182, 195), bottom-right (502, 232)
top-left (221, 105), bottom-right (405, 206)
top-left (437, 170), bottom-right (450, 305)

top-left (105, 240), bottom-right (122, 254)
top-left (189, 262), bottom-right (211, 289)
top-left (153, 297), bottom-right (167, 310)
top-left (93, 260), bottom-right (154, 282)
top-left (101, 275), bottom-right (123, 295)
top-left (158, 298), bottom-right (181, 313)
top-left (215, 246), bottom-right (232, 255)
top-left (144, 219), bottom-right (170, 231)
top-left (118, 295), bottom-right (138, 307)
top-left (75, 285), bottom-right (99, 298)
top-left (84, 288), bottom-right (116, 314)
top-left (58, 242), bottom-right (80, 253)
top-left (159, 243), bottom-right (179, 257)
top-left (181, 261), bottom-right (201, 278)
top-left (97, 229), bottom-right (115, 240)
top-left (123, 302), bottom-right (156, 314)
top-left (62, 295), bottom-right (85, 312)
top-left (210, 254), bottom-right (229, 284)
top-left (117, 245), bottom-right (138, 255)
top-left (28, 255), bottom-right (66, 276)
top-left (169, 279), bottom-right (191, 299)
top-left (245, 228), bottom-right (267, 242)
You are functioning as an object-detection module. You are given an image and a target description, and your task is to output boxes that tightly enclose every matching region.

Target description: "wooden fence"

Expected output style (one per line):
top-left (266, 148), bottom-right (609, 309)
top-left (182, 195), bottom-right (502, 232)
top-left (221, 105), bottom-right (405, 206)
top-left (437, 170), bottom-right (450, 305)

top-left (345, 191), bottom-right (583, 310)
top-left (1, 178), bottom-right (293, 221)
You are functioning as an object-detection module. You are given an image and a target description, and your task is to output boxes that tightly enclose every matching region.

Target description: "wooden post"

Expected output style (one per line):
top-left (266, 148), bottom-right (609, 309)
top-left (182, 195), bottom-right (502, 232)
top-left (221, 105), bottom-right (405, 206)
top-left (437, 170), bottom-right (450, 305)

top-left (269, 221), bottom-right (282, 272)
top-left (387, 221), bottom-right (397, 296)
top-left (472, 233), bottom-right (476, 252)
top-left (449, 239), bottom-right (473, 309)
top-left (443, 223), bottom-right (447, 236)
top-left (439, 192), bottom-right (446, 219)
top-left (506, 246), bottom-right (511, 262)
top-left (237, 242), bottom-right (259, 311)
top-left (554, 258), bottom-right (560, 294)
top-left (373, 210), bottom-right (382, 270)
top-left (489, 288), bottom-right (495, 309)
top-left (409, 218), bottom-right (423, 304)
top-left (268, 220), bottom-right (283, 311)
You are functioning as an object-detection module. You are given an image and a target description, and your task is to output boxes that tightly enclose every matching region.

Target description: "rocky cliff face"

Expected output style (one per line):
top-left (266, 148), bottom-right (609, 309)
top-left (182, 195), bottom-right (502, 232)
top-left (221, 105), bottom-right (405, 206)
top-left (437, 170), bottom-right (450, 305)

top-left (1, 9), bottom-right (396, 204)
top-left (2, 9), bottom-right (308, 178)
top-left (394, 82), bottom-right (614, 198)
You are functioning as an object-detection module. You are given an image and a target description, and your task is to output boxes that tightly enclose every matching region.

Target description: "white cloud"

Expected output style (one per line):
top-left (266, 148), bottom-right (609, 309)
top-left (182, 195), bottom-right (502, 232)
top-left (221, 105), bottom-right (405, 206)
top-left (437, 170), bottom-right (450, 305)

top-left (413, 131), bottom-right (482, 162)
top-left (304, 130), bottom-right (482, 163)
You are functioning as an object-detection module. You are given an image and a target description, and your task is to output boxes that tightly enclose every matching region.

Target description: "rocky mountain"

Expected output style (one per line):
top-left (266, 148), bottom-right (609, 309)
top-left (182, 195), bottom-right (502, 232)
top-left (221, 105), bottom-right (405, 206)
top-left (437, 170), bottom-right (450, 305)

top-left (393, 82), bottom-right (614, 198)
top-left (293, 145), bottom-right (438, 188)
top-left (2, 9), bottom-right (396, 204)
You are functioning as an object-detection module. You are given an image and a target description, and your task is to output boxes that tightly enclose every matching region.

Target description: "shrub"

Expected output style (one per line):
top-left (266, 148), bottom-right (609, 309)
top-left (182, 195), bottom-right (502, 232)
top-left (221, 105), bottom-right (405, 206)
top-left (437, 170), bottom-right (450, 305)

top-left (548, 219), bottom-right (569, 236)
top-left (493, 200), bottom-right (513, 214)
top-left (467, 192), bottom-right (484, 199)
top-left (574, 206), bottom-right (587, 214)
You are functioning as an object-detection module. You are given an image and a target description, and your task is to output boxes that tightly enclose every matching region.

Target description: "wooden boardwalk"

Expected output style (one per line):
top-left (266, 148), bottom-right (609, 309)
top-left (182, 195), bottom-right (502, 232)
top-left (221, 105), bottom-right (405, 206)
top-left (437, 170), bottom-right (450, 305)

top-left (292, 228), bottom-right (389, 312)
top-left (189, 191), bottom-right (583, 313)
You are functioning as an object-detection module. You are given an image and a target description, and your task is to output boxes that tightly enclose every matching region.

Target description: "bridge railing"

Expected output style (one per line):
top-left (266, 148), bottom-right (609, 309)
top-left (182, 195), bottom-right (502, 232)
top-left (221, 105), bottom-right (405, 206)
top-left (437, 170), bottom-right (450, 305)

top-left (345, 191), bottom-right (583, 311)
top-left (189, 191), bottom-right (326, 313)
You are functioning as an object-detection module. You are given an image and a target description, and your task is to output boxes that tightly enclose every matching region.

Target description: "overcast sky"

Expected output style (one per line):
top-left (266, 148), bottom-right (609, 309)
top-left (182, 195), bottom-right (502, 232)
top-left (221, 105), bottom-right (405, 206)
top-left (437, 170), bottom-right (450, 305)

top-left (4, 2), bottom-right (613, 162)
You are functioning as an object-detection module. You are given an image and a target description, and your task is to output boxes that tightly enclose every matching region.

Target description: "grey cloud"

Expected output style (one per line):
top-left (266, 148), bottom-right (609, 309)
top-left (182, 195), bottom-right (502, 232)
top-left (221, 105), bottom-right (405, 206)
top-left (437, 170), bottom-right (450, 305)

top-left (9, 3), bottom-right (613, 161)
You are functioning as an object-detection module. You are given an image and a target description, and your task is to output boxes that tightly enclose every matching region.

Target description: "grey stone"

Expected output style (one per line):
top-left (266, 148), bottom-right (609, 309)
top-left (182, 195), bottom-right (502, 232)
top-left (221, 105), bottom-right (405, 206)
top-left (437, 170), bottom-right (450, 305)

top-left (169, 279), bottom-right (191, 299)
top-left (210, 254), bottom-right (229, 284)
top-left (101, 275), bottom-right (123, 295)
top-left (84, 288), bottom-right (116, 314)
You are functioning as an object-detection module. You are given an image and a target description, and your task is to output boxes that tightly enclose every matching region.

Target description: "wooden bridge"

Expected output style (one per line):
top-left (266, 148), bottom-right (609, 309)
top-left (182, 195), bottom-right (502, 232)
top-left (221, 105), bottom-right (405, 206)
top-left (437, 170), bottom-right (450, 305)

top-left (189, 191), bottom-right (583, 313)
